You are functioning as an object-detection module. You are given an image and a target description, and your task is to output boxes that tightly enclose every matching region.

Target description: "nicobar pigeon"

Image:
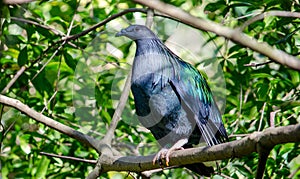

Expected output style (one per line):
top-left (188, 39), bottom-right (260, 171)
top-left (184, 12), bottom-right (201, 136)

top-left (116, 25), bottom-right (228, 176)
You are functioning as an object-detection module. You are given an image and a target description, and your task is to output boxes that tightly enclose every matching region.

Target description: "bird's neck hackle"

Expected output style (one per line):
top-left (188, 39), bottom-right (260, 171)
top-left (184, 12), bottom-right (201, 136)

top-left (132, 38), bottom-right (180, 84)
top-left (135, 38), bottom-right (165, 56)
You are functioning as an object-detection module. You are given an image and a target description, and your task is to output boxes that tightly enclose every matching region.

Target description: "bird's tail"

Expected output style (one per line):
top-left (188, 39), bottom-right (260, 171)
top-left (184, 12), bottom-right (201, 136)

top-left (184, 163), bottom-right (214, 177)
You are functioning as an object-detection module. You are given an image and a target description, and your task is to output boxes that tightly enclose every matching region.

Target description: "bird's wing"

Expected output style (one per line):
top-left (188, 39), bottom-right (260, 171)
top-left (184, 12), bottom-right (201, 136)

top-left (169, 60), bottom-right (228, 146)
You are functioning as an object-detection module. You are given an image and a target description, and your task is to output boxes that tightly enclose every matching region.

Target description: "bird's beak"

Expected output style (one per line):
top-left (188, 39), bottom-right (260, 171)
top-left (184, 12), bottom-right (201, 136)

top-left (115, 29), bottom-right (126, 37)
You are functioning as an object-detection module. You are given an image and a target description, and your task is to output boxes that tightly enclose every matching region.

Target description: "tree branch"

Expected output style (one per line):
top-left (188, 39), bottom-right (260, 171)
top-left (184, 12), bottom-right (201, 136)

top-left (101, 69), bottom-right (132, 146)
top-left (60, 8), bottom-right (148, 42)
top-left (1, 84), bottom-right (300, 176)
top-left (133, 0), bottom-right (300, 71)
top-left (3, 0), bottom-right (35, 4)
top-left (95, 124), bottom-right (300, 174)
top-left (244, 60), bottom-right (272, 68)
top-left (0, 94), bottom-right (100, 152)
top-left (1, 66), bottom-right (26, 94)
top-left (10, 17), bottom-right (65, 36)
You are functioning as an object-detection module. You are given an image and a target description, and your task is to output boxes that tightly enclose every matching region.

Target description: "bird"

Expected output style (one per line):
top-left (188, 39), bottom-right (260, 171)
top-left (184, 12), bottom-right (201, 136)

top-left (116, 24), bottom-right (228, 176)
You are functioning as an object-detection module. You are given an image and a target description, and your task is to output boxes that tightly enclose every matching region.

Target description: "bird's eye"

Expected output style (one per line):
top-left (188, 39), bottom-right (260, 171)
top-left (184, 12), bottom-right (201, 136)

top-left (135, 27), bottom-right (140, 31)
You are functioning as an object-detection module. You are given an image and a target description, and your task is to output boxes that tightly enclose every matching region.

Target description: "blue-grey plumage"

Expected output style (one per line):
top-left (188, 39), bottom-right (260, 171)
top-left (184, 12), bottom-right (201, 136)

top-left (116, 24), bottom-right (228, 176)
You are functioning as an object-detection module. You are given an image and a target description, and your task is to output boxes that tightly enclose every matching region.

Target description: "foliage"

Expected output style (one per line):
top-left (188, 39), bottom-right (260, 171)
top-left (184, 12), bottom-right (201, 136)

top-left (0, 0), bottom-right (299, 178)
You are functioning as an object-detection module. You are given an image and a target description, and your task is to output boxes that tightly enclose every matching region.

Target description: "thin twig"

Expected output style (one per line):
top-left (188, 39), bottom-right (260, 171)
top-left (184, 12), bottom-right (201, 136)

top-left (258, 102), bottom-right (267, 131)
top-left (238, 84), bottom-right (243, 116)
top-left (60, 8), bottom-right (147, 42)
top-left (234, 11), bottom-right (263, 21)
top-left (41, 9), bottom-right (77, 114)
top-left (288, 166), bottom-right (300, 178)
top-left (11, 17), bottom-right (78, 48)
top-left (40, 56), bottom-right (61, 113)
top-left (217, 172), bottom-right (235, 179)
top-left (59, 8), bottom-right (182, 43)
top-left (31, 44), bottom-right (64, 81)
top-left (239, 10), bottom-right (300, 31)
top-left (243, 88), bottom-right (251, 103)
top-left (1, 44), bottom-right (52, 95)
top-left (244, 61), bottom-right (272, 67)
top-left (40, 151), bottom-right (97, 164)
top-left (41, 90), bottom-right (57, 113)
top-left (270, 109), bottom-right (280, 127)
top-left (10, 17), bottom-right (64, 36)
top-left (141, 167), bottom-right (173, 177)
top-left (1, 66), bottom-right (26, 94)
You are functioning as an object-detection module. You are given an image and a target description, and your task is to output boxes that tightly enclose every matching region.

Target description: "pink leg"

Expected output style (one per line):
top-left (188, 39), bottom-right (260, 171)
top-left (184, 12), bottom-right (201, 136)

top-left (153, 138), bottom-right (188, 166)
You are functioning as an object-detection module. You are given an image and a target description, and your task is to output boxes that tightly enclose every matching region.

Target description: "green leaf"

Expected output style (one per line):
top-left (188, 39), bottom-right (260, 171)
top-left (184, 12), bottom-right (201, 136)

top-left (63, 51), bottom-right (77, 71)
top-left (31, 70), bottom-right (53, 95)
top-left (36, 156), bottom-right (50, 178)
top-left (251, 73), bottom-right (273, 79)
top-left (4, 34), bottom-right (24, 46)
top-left (288, 70), bottom-right (300, 85)
top-left (233, 163), bottom-right (253, 177)
top-left (18, 46), bottom-right (28, 66)
top-left (204, 0), bottom-right (226, 12)
top-left (35, 26), bottom-right (53, 38)
top-left (1, 5), bottom-right (11, 20)
top-left (19, 135), bottom-right (31, 154)
top-left (257, 82), bottom-right (269, 100)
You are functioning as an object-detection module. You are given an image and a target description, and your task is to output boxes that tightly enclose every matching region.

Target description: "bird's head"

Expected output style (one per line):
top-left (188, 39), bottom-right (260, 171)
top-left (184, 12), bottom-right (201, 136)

top-left (116, 24), bottom-right (156, 40)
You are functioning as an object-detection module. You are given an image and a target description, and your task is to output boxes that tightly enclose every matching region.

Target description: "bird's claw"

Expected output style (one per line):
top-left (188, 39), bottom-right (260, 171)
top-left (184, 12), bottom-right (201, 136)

top-left (152, 147), bottom-right (185, 167)
top-left (152, 148), bottom-right (168, 167)
top-left (165, 146), bottom-right (184, 166)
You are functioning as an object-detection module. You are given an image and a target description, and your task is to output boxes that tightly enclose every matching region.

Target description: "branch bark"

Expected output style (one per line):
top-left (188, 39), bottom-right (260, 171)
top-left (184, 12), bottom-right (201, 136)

top-left (96, 124), bottom-right (300, 173)
top-left (133, 0), bottom-right (300, 71)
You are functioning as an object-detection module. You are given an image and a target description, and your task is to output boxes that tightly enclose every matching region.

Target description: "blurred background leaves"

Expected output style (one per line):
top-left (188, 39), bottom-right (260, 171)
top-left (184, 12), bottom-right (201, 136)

top-left (0, 0), bottom-right (299, 178)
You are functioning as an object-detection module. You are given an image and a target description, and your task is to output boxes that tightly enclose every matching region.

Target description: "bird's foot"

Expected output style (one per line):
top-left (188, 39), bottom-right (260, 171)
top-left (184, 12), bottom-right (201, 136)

top-left (165, 146), bottom-right (184, 166)
top-left (153, 138), bottom-right (188, 167)
top-left (152, 146), bottom-right (185, 167)
top-left (152, 148), bottom-right (168, 166)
